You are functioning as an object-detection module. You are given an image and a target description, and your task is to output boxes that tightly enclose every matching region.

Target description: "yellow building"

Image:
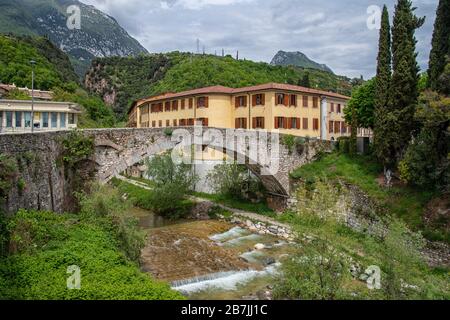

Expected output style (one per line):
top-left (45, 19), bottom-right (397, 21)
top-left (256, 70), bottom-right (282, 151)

top-left (130, 83), bottom-right (351, 141)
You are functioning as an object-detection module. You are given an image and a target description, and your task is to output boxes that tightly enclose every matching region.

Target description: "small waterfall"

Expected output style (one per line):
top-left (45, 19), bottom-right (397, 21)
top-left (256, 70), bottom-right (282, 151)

top-left (209, 227), bottom-right (249, 242)
top-left (172, 264), bottom-right (281, 294)
top-left (224, 234), bottom-right (263, 246)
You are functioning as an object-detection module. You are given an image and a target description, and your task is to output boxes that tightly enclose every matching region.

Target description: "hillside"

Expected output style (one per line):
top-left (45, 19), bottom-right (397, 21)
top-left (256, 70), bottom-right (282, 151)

top-left (0, 34), bottom-right (116, 127)
top-left (84, 52), bottom-right (354, 120)
top-left (271, 50), bottom-right (334, 74)
top-left (0, 0), bottom-right (148, 77)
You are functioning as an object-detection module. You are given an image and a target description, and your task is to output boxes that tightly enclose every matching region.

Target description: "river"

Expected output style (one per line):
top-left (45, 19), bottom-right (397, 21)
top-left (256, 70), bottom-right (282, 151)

top-left (131, 207), bottom-right (295, 300)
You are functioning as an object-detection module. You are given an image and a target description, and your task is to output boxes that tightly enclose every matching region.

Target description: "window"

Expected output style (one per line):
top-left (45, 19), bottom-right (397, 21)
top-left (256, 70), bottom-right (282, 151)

top-left (188, 118), bottom-right (194, 126)
top-left (302, 118), bottom-right (309, 130)
top-left (189, 98), bottom-right (193, 109)
top-left (158, 120), bottom-right (162, 127)
top-left (313, 97), bottom-right (319, 108)
top-left (334, 121), bottom-right (341, 134)
top-left (173, 119), bottom-right (178, 126)
top-left (236, 96), bottom-right (247, 108)
top-left (152, 121), bottom-right (156, 127)
top-left (165, 101), bottom-right (171, 112)
top-left (291, 118), bottom-right (298, 129)
top-left (290, 94), bottom-right (297, 107)
top-left (166, 120), bottom-right (170, 127)
top-left (6, 112), bottom-right (12, 128)
top-left (331, 103), bottom-right (335, 112)
top-left (15, 112), bottom-right (22, 127)
top-left (235, 118), bottom-right (247, 129)
top-left (276, 93), bottom-right (286, 106)
top-left (51, 113), bottom-right (58, 128)
top-left (24, 112), bottom-right (32, 128)
top-left (329, 120), bottom-right (334, 133)
top-left (197, 96), bottom-right (208, 108)
top-left (253, 94), bottom-right (265, 106)
top-left (253, 117), bottom-right (265, 129)
top-left (198, 118), bottom-right (209, 126)
top-left (274, 117), bottom-right (285, 129)
top-left (172, 100), bottom-right (178, 111)
top-left (342, 123), bottom-right (347, 134)
top-left (337, 104), bottom-right (342, 113)
top-left (151, 103), bottom-right (163, 113)
top-left (69, 113), bottom-right (75, 125)
top-left (313, 118), bottom-right (319, 131)
top-left (181, 99), bottom-right (185, 110)
top-left (60, 113), bottom-right (66, 128)
top-left (303, 96), bottom-right (308, 107)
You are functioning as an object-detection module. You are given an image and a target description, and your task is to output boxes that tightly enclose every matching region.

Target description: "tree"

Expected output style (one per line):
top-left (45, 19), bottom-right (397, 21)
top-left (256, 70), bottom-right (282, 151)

top-left (387, 0), bottom-right (425, 162)
top-left (344, 78), bottom-right (375, 129)
top-left (144, 153), bottom-right (196, 217)
top-left (428, 0), bottom-right (450, 92)
top-left (373, 5), bottom-right (393, 166)
top-left (207, 162), bottom-right (247, 198)
top-left (298, 72), bottom-right (311, 88)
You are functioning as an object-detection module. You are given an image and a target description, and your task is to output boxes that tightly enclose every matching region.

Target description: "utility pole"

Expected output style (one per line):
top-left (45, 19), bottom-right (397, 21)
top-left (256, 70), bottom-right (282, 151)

top-left (222, 48), bottom-right (224, 57)
top-left (196, 39), bottom-right (200, 54)
top-left (236, 50), bottom-right (239, 60)
top-left (30, 60), bottom-right (36, 133)
top-left (202, 45), bottom-right (205, 55)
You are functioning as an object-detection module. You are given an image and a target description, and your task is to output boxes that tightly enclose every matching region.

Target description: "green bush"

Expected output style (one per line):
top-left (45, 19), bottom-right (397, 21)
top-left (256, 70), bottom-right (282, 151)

top-left (0, 209), bottom-right (183, 300)
top-left (0, 154), bottom-right (17, 203)
top-left (60, 130), bottom-right (95, 169)
top-left (337, 137), bottom-right (350, 154)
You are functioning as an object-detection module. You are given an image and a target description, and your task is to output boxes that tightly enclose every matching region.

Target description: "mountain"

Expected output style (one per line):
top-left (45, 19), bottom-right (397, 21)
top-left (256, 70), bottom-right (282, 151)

top-left (0, 0), bottom-right (148, 77)
top-left (271, 50), bottom-right (334, 74)
top-left (85, 52), bottom-right (354, 120)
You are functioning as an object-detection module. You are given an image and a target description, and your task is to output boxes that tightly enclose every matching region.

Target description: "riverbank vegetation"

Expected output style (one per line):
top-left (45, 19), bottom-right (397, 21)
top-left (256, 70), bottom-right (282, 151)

top-left (0, 184), bottom-right (184, 300)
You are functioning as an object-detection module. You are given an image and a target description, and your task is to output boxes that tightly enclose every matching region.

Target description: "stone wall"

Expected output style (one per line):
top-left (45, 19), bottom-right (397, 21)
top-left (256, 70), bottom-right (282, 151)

top-left (0, 132), bottom-right (73, 215)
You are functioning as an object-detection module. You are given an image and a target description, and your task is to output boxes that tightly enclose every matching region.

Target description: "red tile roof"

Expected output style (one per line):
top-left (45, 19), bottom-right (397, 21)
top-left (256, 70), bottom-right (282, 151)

top-left (135, 83), bottom-right (349, 107)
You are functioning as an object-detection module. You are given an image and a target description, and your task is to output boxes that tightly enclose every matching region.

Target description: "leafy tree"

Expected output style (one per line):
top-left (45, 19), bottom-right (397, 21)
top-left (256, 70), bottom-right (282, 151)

top-left (427, 0), bottom-right (450, 92)
top-left (399, 91), bottom-right (450, 189)
top-left (207, 162), bottom-right (248, 199)
top-left (144, 153), bottom-right (196, 217)
top-left (298, 72), bottom-right (311, 88)
top-left (387, 0), bottom-right (425, 162)
top-left (344, 78), bottom-right (375, 129)
top-left (373, 5), bottom-right (393, 166)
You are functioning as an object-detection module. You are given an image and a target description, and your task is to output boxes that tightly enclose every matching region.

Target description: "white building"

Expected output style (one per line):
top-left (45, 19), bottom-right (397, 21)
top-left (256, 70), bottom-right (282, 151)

top-left (0, 100), bottom-right (82, 133)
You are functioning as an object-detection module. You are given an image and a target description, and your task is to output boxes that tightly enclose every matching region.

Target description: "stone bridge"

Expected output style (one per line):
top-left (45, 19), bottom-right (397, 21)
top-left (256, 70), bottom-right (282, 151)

top-left (89, 127), bottom-right (330, 198)
top-left (0, 127), bottom-right (331, 214)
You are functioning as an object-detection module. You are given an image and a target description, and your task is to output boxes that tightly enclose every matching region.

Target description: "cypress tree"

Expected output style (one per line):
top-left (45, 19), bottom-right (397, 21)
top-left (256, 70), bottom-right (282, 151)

top-left (373, 5), bottom-right (393, 165)
top-left (388, 0), bottom-right (425, 162)
top-left (428, 0), bottom-right (450, 92)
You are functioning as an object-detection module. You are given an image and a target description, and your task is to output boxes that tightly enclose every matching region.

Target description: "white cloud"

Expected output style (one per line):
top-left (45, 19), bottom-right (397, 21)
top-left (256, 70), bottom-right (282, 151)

top-left (79, 0), bottom-right (439, 79)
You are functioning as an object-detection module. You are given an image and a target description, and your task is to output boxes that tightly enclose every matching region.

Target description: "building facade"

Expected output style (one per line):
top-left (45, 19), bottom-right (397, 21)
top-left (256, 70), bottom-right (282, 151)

top-left (130, 83), bottom-right (352, 141)
top-left (0, 100), bottom-right (81, 133)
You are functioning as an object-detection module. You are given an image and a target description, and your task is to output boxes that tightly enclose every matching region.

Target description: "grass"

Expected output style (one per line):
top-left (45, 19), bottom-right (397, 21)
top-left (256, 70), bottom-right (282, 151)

top-left (290, 153), bottom-right (442, 241)
top-left (0, 210), bottom-right (184, 300)
top-left (193, 191), bottom-right (276, 218)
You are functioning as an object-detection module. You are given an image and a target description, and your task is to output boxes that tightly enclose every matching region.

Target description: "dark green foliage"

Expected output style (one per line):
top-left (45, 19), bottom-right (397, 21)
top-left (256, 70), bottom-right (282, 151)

top-left (399, 92), bottom-right (450, 189)
top-left (144, 153), bottom-right (196, 218)
top-left (207, 162), bottom-right (248, 199)
top-left (387, 0), bottom-right (425, 161)
top-left (61, 130), bottom-right (94, 169)
top-left (428, 0), bottom-right (450, 92)
top-left (298, 72), bottom-right (311, 88)
top-left (0, 209), bottom-right (183, 300)
top-left (0, 154), bottom-right (17, 204)
top-left (374, 5), bottom-right (393, 166)
top-left (0, 35), bottom-right (63, 90)
top-left (337, 137), bottom-right (350, 154)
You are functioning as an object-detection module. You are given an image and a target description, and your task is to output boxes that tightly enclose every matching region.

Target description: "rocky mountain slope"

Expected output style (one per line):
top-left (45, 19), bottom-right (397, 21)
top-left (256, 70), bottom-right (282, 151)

top-left (271, 50), bottom-right (334, 74)
top-left (0, 0), bottom-right (148, 77)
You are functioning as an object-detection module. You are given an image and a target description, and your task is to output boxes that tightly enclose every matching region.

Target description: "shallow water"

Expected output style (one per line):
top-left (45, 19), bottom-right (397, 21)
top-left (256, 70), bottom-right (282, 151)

top-left (133, 207), bottom-right (294, 300)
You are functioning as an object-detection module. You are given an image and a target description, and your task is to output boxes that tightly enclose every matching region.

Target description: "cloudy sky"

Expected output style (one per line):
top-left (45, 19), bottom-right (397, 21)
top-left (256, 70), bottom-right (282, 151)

top-left (80, 0), bottom-right (438, 79)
